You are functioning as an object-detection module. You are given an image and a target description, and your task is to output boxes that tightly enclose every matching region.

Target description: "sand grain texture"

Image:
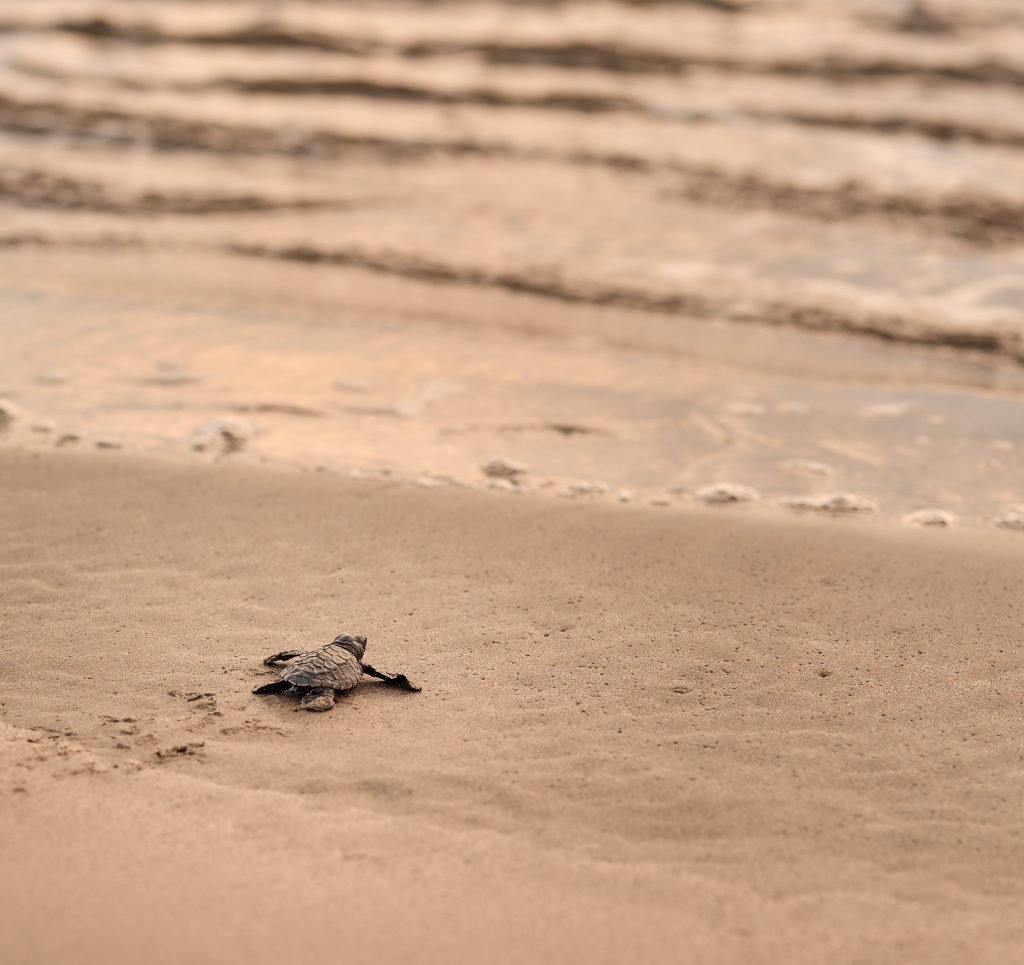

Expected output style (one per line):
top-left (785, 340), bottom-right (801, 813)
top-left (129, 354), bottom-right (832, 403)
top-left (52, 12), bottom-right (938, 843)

top-left (1, 449), bottom-right (1022, 964)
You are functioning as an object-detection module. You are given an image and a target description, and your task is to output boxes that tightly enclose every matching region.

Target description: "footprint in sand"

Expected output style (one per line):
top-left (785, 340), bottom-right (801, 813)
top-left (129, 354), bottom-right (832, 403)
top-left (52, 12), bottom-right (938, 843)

top-left (154, 742), bottom-right (205, 762)
top-left (219, 720), bottom-right (289, 738)
top-left (182, 691), bottom-right (220, 712)
top-left (101, 715), bottom-right (139, 736)
top-left (168, 690), bottom-right (222, 722)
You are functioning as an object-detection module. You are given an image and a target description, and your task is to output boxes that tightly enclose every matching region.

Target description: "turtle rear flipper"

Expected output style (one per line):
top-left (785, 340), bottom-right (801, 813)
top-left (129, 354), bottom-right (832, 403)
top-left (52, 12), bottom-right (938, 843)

top-left (263, 650), bottom-right (304, 666)
top-left (362, 663), bottom-right (422, 692)
top-left (253, 679), bottom-right (291, 695)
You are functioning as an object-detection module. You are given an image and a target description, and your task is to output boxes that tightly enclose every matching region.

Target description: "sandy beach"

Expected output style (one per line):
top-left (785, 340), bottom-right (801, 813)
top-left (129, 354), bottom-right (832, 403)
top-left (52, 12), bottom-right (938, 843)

top-left (2, 448), bottom-right (1023, 964)
top-left (2, 1), bottom-right (1024, 962)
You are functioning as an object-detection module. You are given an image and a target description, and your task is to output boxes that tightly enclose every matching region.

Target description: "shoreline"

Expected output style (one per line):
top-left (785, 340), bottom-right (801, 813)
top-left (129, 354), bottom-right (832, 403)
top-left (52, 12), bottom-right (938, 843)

top-left (2, 247), bottom-right (1023, 532)
top-left (4, 424), bottom-right (1024, 533)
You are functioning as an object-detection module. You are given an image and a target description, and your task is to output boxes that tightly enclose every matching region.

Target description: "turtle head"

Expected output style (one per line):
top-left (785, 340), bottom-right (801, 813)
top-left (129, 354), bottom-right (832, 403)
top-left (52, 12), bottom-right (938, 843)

top-left (333, 633), bottom-right (367, 660)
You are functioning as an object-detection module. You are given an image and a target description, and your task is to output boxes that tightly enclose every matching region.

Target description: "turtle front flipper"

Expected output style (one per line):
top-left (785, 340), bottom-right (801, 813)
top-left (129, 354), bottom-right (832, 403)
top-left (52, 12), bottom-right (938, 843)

top-left (300, 688), bottom-right (336, 712)
top-left (362, 663), bottom-right (422, 693)
top-left (253, 679), bottom-right (291, 695)
top-left (263, 650), bottom-right (305, 666)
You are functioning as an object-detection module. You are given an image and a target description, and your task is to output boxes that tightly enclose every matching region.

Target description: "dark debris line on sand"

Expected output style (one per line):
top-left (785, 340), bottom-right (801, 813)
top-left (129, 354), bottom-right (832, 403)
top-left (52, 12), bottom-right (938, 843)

top-left (229, 242), bottom-right (1024, 364)
top-left (8, 14), bottom-right (1024, 84)
top-left (5, 90), bottom-right (1024, 248)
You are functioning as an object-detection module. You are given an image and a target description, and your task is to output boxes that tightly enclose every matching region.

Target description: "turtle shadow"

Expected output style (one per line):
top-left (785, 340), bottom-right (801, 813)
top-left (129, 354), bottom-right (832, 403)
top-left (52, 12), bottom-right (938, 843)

top-left (255, 679), bottom-right (422, 715)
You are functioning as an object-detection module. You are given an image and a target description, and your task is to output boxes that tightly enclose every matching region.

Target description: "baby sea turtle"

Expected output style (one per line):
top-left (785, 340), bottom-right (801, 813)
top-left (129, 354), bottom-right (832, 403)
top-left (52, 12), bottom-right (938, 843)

top-left (252, 634), bottom-right (420, 712)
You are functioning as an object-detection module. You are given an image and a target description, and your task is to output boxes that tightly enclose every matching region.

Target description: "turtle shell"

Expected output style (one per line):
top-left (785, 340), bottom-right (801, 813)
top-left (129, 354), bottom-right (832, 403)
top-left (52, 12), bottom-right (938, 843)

top-left (282, 642), bottom-right (363, 691)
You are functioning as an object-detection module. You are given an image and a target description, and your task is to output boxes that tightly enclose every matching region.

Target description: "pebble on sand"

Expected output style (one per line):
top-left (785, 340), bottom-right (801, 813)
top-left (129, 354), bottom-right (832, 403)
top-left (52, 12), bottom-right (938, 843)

top-left (650, 496), bottom-right (672, 507)
top-left (697, 483), bottom-right (760, 505)
top-left (0, 399), bottom-right (20, 431)
top-left (617, 489), bottom-right (633, 503)
top-left (190, 417), bottom-right (255, 454)
top-left (30, 419), bottom-right (56, 434)
top-left (994, 507), bottom-right (1024, 531)
top-left (481, 458), bottom-right (528, 481)
top-left (782, 492), bottom-right (878, 515)
top-left (902, 509), bottom-right (958, 528)
top-left (95, 436), bottom-right (123, 450)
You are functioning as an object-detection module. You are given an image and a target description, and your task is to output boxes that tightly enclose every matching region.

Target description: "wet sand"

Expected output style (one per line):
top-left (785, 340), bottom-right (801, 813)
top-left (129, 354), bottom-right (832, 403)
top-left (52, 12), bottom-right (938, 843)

top-left (2, 448), bottom-right (1023, 965)
top-left (2, 242), bottom-right (1024, 525)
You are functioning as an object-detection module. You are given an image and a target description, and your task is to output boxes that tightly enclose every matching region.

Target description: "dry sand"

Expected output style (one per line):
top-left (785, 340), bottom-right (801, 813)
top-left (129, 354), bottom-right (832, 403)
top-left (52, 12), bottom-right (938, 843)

top-left (2, 448), bottom-right (1023, 964)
